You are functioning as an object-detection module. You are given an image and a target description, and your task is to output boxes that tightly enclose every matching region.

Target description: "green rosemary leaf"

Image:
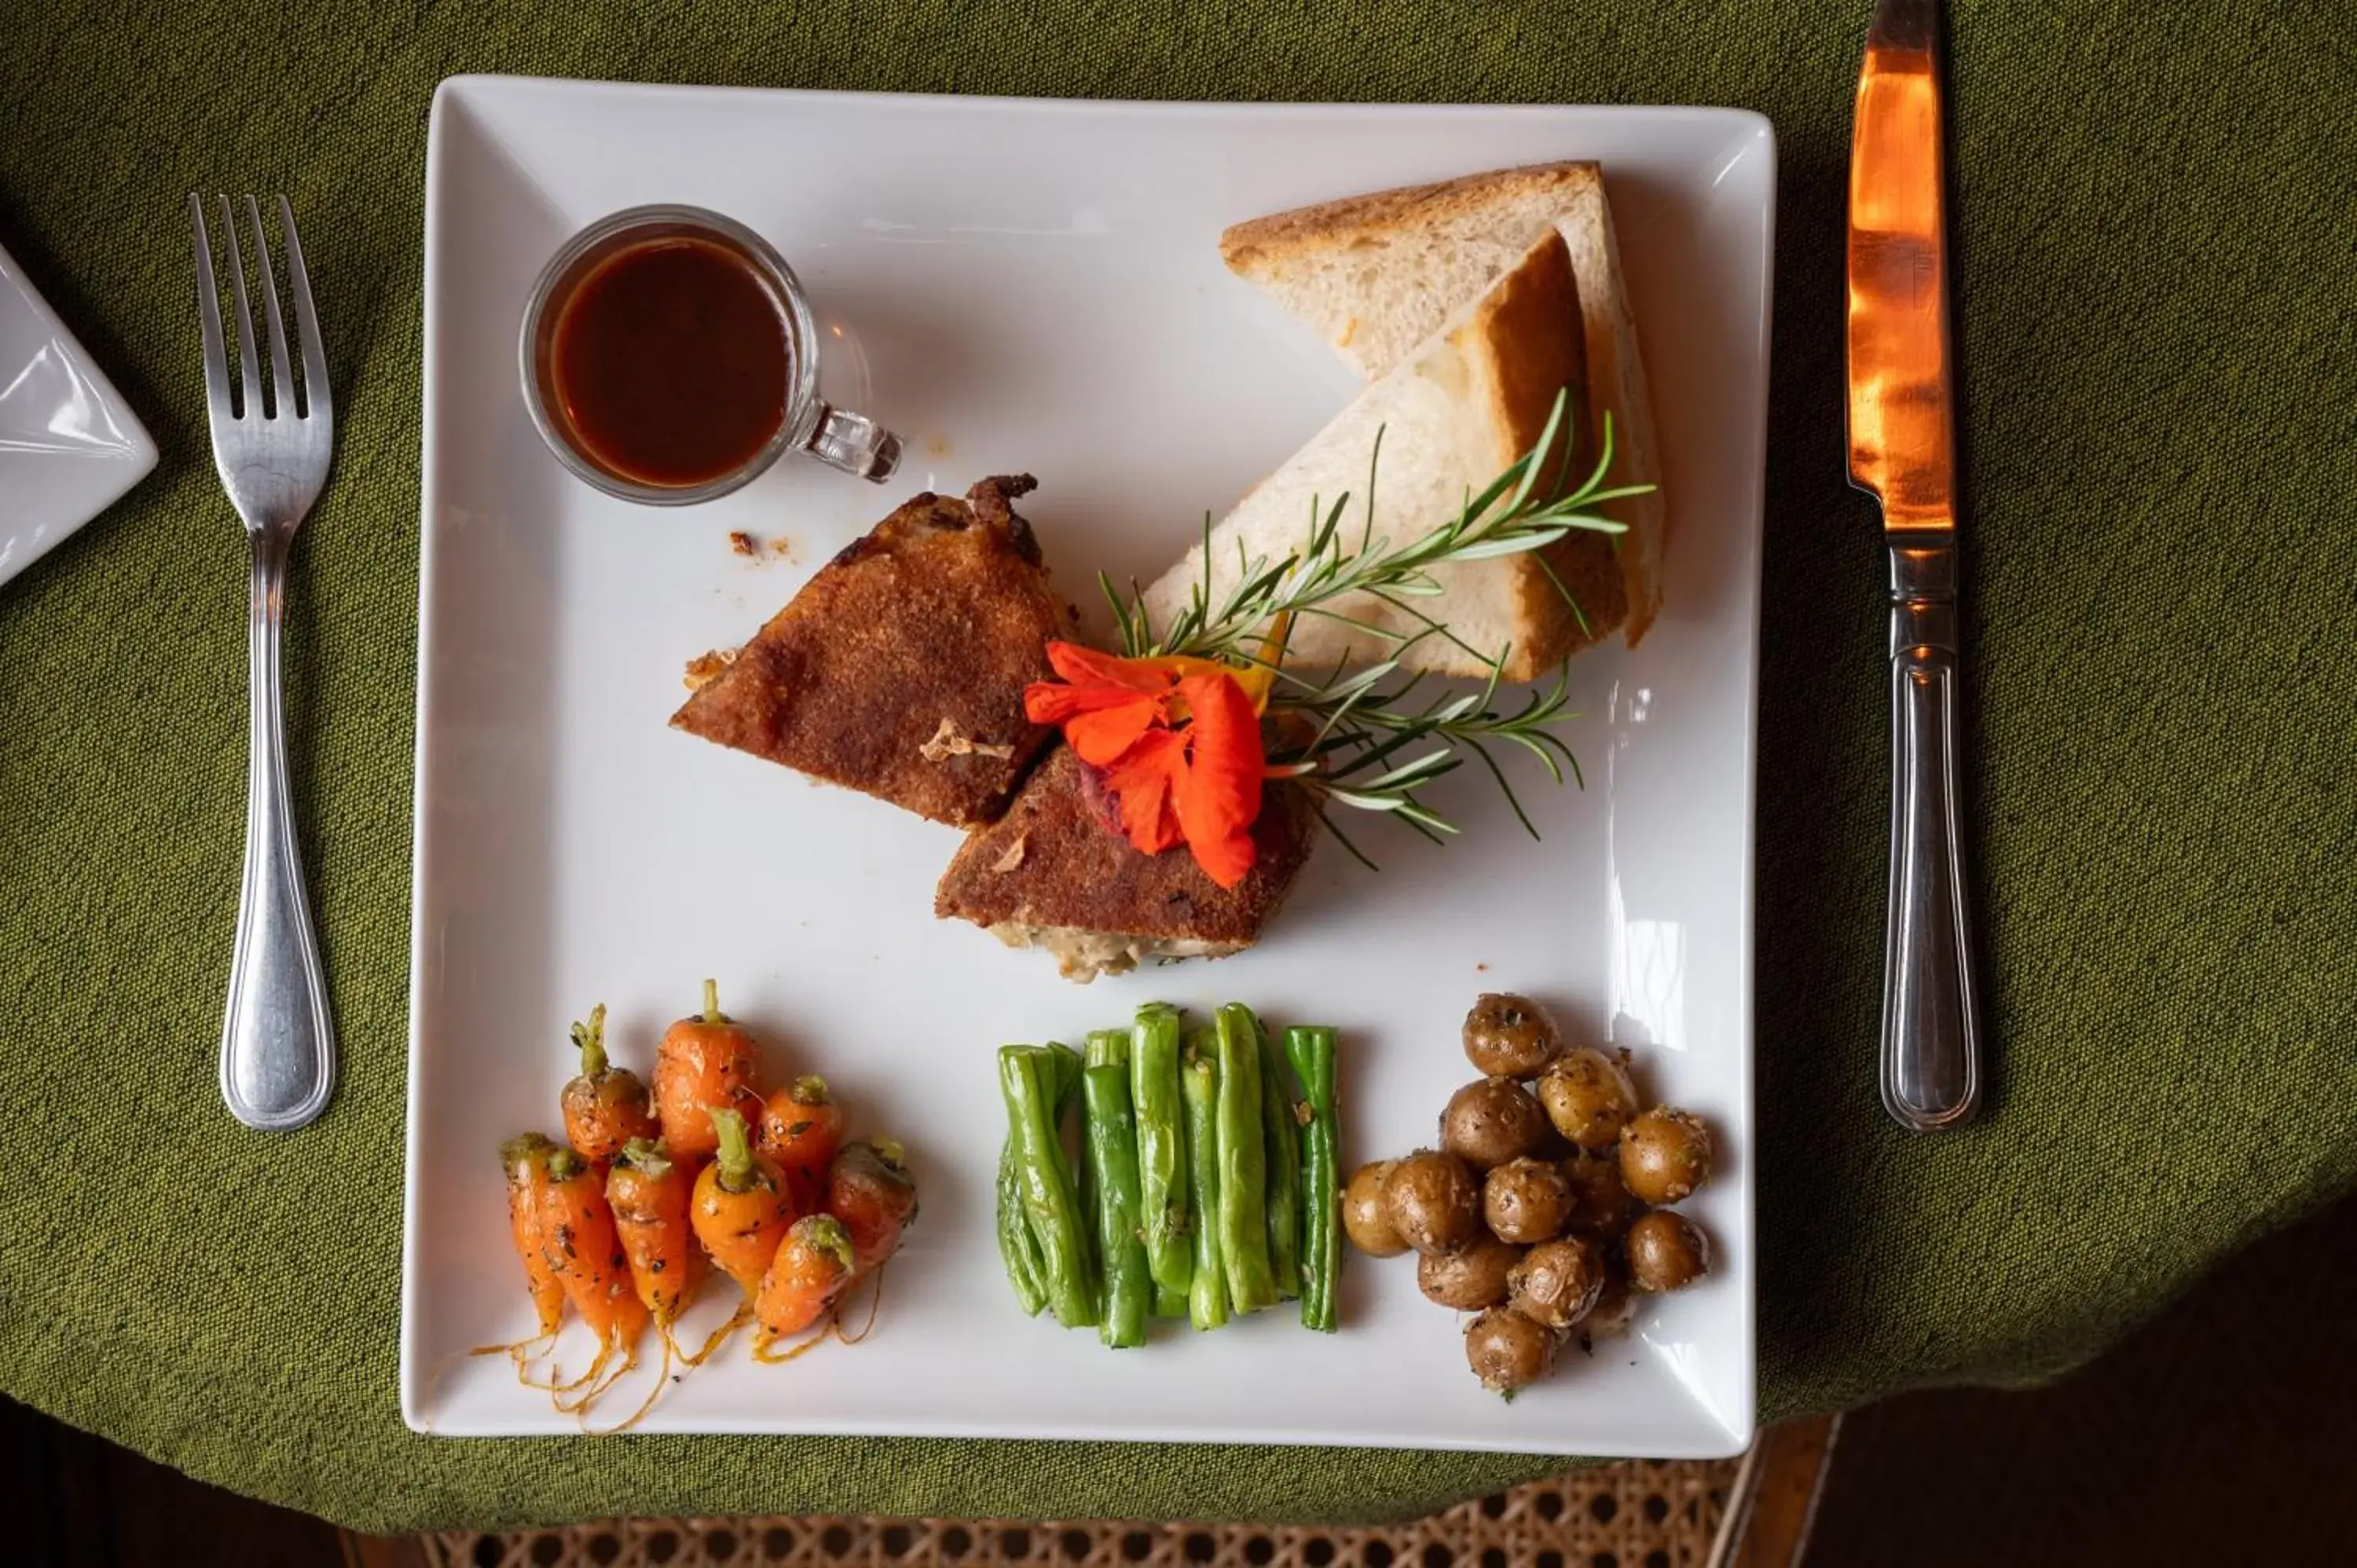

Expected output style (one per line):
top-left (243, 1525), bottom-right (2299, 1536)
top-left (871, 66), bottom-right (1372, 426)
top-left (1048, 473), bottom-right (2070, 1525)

top-left (1315, 806), bottom-right (1381, 870)
top-left (1324, 786), bottom-right (1420, 812)
top-left (1504, 389), bottom-right (1569, 515)
top-left (1501, 729), bottom-right (1567, 786)
top-left (1393, 801), bottom-right (1461, 837)
top-left (1449, 526), bottom-right (1578, 561)
top-left (1466, 740), bottom-right (1541, 841)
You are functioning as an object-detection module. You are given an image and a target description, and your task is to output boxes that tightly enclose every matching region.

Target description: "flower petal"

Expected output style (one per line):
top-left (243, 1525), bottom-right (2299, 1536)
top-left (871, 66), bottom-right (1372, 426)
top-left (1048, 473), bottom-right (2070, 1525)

top-left (1025, 679), bottom-right (1125, 725)
top-left (1047, 641), bottom-right (1175, 694)
top-left (1173, 672), bottom-right (1266, 888)
top-left (1063, 700), bottom-right (1164, 768)
top-left (1103, 730), bottom-right (1186, 855)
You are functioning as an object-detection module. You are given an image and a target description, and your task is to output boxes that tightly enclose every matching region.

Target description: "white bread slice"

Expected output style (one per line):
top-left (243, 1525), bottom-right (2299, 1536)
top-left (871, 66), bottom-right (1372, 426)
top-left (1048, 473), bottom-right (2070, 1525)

top-left (1142, 230), bottom-right (1625, 681)
top-left (1219, 163), bottom-right (1668, 646)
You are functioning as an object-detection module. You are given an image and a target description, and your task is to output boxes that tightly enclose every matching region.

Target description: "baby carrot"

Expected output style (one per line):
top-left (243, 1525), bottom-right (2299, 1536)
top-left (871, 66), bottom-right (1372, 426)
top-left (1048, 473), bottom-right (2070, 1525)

top-left (606, 1138), bottom-right (702, 1335)
top-left (500, 1134), bottom-right (567, 1342)
top-left (562, 1004), bottom-right (658, 1164)
top-left (691, 1107), bottom-right (801, 1299)
top-left (758, 1075), bottom-right (845, 1210)
top-left (656, 980), bottom-right (763, 1161)
top-left (827, 1138), bottom-right (919, 1276)
top-left (755, 1214), bottom-right (858, 1350)
top-left (537, 1147), bottom-right (651, 1357)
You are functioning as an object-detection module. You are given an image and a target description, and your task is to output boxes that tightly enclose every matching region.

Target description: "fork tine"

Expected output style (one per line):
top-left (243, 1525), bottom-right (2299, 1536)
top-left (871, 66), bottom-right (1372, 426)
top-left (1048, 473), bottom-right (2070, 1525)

top-left (215, 194), bottom-right (263, 421)
top-left (244, 196), bottom-right (295, 421)
top-left (188, 195), bottom-right (234, 429)
top-left (277, 196), bottom-right (332, 429)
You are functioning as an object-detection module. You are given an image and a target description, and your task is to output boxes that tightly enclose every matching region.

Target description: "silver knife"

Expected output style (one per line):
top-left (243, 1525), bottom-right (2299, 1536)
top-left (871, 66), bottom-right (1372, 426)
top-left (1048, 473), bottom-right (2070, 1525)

top-left (1847, 0), bottom-right (1982, 1130)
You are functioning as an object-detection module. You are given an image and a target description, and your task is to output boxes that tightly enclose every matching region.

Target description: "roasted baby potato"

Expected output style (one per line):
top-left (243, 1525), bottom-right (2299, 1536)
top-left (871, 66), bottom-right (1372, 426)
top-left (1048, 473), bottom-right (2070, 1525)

top-left (1506, 1233), bottom-right (1605, 1331)
top-left (1382, 1149), bottom-right (1483, 1256)
top-left (1483, 1156), bottom-right (1573, 1244)
top-left (1439, 1077), bottom-right (1551, 1171)
top-left (1535, 1047), bottom-right (1639, 1153)
top-left (1461, 992), bottom-right (1563, 1079)
top-left (1618, 1107), bottom-right (1714, 1206)
top-left (1343, 1159), bottom-right (1409, 1258)
top-left (1417, 1235), bottom-right (1523, 1310)
top-left (1465, 1306), bottom-right (1560, 1395)
top-left (1626, 1210), bottom-right (1712, 1293)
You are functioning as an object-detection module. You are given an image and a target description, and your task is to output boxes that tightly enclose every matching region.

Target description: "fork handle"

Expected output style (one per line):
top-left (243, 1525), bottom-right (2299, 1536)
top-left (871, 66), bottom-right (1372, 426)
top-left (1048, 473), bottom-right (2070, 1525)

top-left (221, 529), bottom-right (336, 1130)
top-left (1881, 542), bottom-right (1981, 1131)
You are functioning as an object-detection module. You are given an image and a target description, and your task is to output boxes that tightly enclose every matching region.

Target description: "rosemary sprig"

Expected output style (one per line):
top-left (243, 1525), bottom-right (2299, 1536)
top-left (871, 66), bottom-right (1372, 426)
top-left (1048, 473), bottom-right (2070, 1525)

top-left (1111, 389), bottom-right (1639, 667)
top-left (1108, 386), bottom-right (1651, 854)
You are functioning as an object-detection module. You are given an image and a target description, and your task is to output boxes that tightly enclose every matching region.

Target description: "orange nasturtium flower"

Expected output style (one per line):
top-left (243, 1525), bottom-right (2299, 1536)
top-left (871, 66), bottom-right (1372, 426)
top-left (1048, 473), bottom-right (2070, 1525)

top-left (1022, 642), bottom-right (1269, 888)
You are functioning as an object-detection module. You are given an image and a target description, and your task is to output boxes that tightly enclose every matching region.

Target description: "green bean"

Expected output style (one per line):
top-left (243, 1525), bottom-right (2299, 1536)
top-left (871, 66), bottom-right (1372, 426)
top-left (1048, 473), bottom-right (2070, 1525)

top-left (999, 1046), bottom-right (1096, 1328)
top-left (1130, 1003), bottom-right (1193, 1302)
top-left (1181, 1039), bottom-right (1228, 1331)
top-left (995, 1135), bottom-right (1047, 1317)
top-left (1285, 1025), bottom-right (1341, 1332)
top-left (1046, 1039), bottom-right (1085, 1115)
top-left (1083, 1061), bottom-right (1151, 1348)
top-left (1047, 1040), bottom-right (1094, 1283)
top-left (1257, 1017), bottom-right (1303, 1302)
top-left (1214, 1004), bottom-right (1279, 1315)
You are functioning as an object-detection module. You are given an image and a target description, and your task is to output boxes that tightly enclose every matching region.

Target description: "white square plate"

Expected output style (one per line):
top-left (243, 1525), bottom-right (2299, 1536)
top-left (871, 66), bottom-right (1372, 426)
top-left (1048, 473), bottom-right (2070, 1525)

top-left (403, 75), bottom-right (1773, 1456)
top-left (0, 241), bottom-right (157, 588)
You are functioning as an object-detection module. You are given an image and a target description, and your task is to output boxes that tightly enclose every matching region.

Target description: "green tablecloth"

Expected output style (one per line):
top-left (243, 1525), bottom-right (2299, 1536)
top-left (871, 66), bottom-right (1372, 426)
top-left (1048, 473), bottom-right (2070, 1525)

top-left (3, 0), bottom-right (2352, 1538)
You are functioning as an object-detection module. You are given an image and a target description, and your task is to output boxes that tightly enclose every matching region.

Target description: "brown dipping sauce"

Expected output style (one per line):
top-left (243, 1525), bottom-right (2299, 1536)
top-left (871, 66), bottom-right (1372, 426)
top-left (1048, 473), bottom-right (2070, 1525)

top-left (548, 236), bottom-right (790, 489)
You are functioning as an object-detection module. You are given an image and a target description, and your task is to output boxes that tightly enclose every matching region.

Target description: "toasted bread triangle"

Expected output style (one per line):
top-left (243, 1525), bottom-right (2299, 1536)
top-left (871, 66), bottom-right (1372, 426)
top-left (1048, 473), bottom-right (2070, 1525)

top-left (1142, 229), bottom-right (1618, 680)
top-left (1220, 163), bottom-right (1667, 646)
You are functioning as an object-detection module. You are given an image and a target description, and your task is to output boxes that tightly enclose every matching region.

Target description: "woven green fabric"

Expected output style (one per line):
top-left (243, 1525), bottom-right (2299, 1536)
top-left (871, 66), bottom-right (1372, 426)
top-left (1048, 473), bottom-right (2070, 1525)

top-left (2, 0), bottom-right (2352, 1537)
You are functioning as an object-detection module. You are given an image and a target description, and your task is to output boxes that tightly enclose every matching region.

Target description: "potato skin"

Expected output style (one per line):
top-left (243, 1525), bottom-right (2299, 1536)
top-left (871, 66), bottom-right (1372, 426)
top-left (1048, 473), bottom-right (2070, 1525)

top-left (1465, 1306), bottom-right (1561, 1394)
top-left (1342, 1160), bottom-right (1409, 1258)
top-left (1483, 1156), bottom-right (1573, 1244)
top-left (1626, 1210), bottom-right (1712, 1293)
top-left (1439, 1078), bottom-right (1551, 1171)
top-left (1507, 1234), bottom-right (1606, 1331)
top-left (1381, 1149), bottom-right (1483, 1256)
top-left (1581, 1255), bottom-right (1638, 1340)
top-left (1560, 1149), bottom-right (1640, 1237)
top-left (1417, 1235), bottom-right (1524, 1310)
top-left (1535, 1047), bottom-right (1639, 1153)
top-left (1461, 993), bottom-right (1563, 1079)
top-left (1618, 1107), bottom-right (1714, 1206)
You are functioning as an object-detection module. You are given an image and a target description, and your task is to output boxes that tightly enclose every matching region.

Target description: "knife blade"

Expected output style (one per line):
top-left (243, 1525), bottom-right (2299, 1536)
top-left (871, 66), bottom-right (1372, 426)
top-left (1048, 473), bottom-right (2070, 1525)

top-left (1847, 0), bottom-right (1983, 1131)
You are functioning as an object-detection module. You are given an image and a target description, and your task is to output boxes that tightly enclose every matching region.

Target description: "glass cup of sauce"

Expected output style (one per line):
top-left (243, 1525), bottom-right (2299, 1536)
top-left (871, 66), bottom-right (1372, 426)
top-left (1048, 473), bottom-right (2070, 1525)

top-left (520, 204), bottom-right (900, 502)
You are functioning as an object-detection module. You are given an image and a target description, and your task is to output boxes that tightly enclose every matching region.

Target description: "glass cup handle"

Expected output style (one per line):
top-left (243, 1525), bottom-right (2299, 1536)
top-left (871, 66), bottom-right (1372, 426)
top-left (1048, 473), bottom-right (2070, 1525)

top-left (802, 402), bottom-right (903, 482)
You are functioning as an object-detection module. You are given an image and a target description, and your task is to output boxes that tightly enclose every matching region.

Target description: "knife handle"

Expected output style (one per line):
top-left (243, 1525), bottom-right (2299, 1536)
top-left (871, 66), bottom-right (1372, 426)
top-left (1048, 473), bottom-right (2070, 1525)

top-left (1882, 548), bottom-right (1981, 1130)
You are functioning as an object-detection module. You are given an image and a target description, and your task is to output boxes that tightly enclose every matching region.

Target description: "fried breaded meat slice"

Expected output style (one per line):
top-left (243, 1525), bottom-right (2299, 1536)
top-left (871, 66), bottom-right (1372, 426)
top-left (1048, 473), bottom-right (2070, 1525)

top-left (935, 745), bottom-right (1320, 981)
top-left (671, 475), bottom-right (1075, 826)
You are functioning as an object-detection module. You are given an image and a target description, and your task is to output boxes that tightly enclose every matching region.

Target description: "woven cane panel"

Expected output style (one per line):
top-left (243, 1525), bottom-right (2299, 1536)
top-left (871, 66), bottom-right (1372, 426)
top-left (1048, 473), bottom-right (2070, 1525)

top-left (421, 1460), bottom-right (1737, 1568)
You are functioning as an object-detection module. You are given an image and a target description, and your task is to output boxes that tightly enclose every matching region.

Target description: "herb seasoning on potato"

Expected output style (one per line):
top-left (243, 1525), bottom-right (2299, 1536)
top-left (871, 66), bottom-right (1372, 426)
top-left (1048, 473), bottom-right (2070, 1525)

top-left (1483, 1156), bottom-right (1572, 1244)
top-left (1382, 1149), bottom-right (1483, 1256)
top-left (1618, 1106), bottom-right (1713, 1206)
top-left (1465, 1306), bottom-right (1560, 1396)
top-left (1626, 1210), bottom-right (1711, 1294)
top-left (1439, 1077), bottom-right (1550, 1171)
top-left (1506, 1234), bottom-right (1604, 1331)
top-left (1461, 993), bottom-right (1563, 1079)
top-left (1535, 1046), bottom-right (1638, 1153)
top-left (1417, 1235), bottom-right (1523, 1310)
top-left (1343, 1159), bottom-right (1409, 1258)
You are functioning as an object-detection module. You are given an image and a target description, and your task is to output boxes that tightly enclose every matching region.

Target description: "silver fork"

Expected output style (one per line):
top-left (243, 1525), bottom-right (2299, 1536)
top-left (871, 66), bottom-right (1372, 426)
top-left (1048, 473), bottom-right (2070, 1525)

top-left (191, 193), bottom-right (337, 1131)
